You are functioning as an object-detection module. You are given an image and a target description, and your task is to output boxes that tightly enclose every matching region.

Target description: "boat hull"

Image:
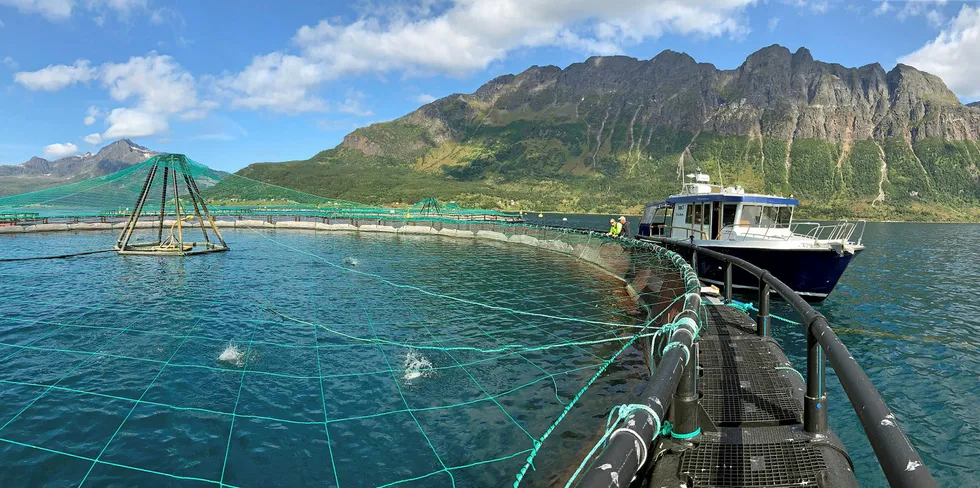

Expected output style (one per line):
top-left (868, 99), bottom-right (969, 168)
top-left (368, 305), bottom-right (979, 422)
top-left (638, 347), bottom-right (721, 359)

top-left (658, 241), bottom-right (861, 302)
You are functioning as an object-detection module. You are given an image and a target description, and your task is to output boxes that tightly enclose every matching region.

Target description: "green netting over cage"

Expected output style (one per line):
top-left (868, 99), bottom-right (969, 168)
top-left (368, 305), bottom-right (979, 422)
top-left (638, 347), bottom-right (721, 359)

top-left (0, 155), bottom-right (518, 223)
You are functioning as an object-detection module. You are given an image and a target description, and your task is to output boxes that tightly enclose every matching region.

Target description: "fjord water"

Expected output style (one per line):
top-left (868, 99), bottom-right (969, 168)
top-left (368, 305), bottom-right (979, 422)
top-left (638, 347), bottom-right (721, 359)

top-left (1, 222), bottom-right (975, 486)
top-left (0, 229), bottom-right (647, 487)
top-left (795, 222), bottom-right (980, 487)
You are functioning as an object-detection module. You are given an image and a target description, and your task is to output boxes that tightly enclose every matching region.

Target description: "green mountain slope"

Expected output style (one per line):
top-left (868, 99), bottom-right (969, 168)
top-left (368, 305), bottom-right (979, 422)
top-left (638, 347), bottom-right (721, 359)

top-left (239, 45), bottom-right (980, 220)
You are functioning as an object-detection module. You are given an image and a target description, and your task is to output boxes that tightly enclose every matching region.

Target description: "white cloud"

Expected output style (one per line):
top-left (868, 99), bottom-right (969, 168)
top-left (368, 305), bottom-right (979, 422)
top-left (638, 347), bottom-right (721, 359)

top-left (101, 53), bottom-right (198, 114)
top-left (899, 5), bottom-right (980, 98)
top-left (21, 54), bottom-right (208, 139)
top-left (14, 59), bottom-right (96, 91)
top-left (897, 0), bottom-right (948, 22)
top-left (2, 56), bottom-right (17, 69)
top-left (809, 1), bottom-right (829, 14)
top-left (83, 105), bottom-right (103, 125)
top-left (767, 17), bottom-right (780, 32)
top-left (926, 10), bottom-right (944, 28)
top-left (179, 100), bottom-right (218, 120)
top-left (874, 1), bottom-right (891, 16)
top-left (414, 93), bottom-right (437, 103)
top-left (0, 16), bottom-right (5, 27)
top-left (83, 132), bottom-right (102, 144)
top-left (0, 0), bottom-right (149, 22)
top-left (87, 0), bottom-right (146, 15)
top-left (103, 107), bottom-right (168, 138)
top-left (0, 0), bottom-right (73, 21)
top-left (217, 52), bottom-right (326, 114)
top-left (220, 0), bottom-right (753, 113)
top-left (43, 142), bottom-right (78, 158)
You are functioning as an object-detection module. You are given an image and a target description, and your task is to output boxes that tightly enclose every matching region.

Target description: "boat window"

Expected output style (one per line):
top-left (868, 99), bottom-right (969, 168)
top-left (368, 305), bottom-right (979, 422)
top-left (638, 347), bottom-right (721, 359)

top-left (692, 203), bottom-right (702, 224)
top-left (739, 205), bottom-right (777, 225)
top-left (684, 204), bottom-right (693, 224)
top-left (642, 205), bottom-right (657, 224)
top-left (778, 207), bottom-right (792, 226)
top-left (722, 204), bottom-right (737, 226)
top-left (764, 206), bottom-right (779, 225)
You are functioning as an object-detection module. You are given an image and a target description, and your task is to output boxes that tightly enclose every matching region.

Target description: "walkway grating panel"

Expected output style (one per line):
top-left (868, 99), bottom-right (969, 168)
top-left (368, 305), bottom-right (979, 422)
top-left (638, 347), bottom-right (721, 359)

top-left (679, 440), bottom-right (827, 487)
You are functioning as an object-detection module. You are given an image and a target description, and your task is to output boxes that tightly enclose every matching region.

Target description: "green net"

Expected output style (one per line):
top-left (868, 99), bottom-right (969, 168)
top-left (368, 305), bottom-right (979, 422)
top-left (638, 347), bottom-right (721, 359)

top-left (0, 154), bottom-right (517, 222)
top-left (0, 156), bottom-right (700, 487)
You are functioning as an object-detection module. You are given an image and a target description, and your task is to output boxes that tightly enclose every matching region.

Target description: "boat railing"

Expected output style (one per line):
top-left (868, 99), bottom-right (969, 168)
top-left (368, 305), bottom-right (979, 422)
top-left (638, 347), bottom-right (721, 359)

top-left (577, 234), bottom-right (934, 488)
top-left (659, 225), bottom-right (709, 240)
top-left (731, 219), bottom-right (865, 245)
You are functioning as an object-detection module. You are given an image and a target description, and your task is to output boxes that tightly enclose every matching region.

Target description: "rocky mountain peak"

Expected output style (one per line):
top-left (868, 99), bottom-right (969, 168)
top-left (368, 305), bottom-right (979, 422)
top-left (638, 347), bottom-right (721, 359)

top-left (0, 139), bottom-right (159, 183)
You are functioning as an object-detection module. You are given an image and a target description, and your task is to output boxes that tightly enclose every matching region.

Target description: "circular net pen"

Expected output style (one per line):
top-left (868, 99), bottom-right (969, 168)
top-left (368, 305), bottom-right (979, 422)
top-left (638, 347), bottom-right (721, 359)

top-left (0, 158), bottom-right (699, 487)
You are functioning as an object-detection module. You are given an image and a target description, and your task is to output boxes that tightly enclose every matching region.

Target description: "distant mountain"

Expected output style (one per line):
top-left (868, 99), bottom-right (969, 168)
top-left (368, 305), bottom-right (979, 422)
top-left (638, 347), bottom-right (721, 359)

top-left (238, 44), bottom-right (980, 221)
top-left (0, 139), bottom-right (158, 197)
top-left (968, 102), bottom-right (980, 108)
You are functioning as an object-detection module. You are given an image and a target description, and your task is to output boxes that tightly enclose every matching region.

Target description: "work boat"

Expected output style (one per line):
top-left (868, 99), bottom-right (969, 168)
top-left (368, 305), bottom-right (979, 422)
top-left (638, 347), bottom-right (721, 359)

top-left (638, 171), bottom-right (865, 302)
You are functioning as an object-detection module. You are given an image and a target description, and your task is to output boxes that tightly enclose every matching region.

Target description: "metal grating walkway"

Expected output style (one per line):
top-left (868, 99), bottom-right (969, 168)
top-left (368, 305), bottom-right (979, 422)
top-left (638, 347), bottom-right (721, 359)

top-left (644, 297), bottom-right (857, 488)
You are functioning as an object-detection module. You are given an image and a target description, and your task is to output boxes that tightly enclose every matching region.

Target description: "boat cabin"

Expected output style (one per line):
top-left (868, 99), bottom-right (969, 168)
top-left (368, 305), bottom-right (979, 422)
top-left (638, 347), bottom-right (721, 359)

top-left (639, 172), bottom-right (799, 242)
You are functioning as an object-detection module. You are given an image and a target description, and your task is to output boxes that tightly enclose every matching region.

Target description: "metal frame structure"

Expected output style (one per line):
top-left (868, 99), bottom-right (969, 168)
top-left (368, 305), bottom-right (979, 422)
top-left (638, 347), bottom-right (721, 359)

top-left (115, 154), bottom-right (228, 256)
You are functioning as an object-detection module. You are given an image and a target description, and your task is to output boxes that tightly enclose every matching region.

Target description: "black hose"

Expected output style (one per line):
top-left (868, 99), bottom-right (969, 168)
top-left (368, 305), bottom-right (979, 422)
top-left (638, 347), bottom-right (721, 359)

top-left (0, 249), bottom-right (116, 262)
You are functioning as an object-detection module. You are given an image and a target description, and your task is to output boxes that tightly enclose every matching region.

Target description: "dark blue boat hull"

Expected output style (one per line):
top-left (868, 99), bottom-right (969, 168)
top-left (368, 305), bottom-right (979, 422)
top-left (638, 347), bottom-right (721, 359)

top-left (661, 242), bottom-right (861, 302)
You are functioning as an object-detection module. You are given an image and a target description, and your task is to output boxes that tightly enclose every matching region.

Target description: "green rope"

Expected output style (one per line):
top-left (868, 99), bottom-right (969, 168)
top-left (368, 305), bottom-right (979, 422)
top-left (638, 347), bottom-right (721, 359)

top-left (725, 299), bottom-right (800, 325)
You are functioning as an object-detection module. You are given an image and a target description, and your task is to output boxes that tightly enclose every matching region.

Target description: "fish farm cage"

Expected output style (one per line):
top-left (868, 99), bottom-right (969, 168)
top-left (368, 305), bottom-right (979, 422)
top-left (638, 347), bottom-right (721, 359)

top-left (0, 155), bottom-right (936, 487)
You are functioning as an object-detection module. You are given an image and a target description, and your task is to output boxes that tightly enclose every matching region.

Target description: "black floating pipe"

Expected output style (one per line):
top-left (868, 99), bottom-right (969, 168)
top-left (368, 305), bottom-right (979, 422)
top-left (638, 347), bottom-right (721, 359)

top-left (638, 235), bottom-right (936, 488)
top-left (576, 293), bottom-right (702, 488)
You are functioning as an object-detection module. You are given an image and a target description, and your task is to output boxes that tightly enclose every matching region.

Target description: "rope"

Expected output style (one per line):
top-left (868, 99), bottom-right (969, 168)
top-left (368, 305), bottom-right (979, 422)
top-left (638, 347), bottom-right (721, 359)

top-left (725, 299), bottom-right (800, 325)
top-left (0, 248), bottom-right (115, 262)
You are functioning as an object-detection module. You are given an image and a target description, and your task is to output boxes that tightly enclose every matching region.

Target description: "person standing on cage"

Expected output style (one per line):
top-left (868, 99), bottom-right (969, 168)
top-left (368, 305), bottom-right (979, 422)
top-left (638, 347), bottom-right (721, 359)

top-left (617, 216), bottom-right (631, 239)
top-left (605, 218), bottom-right (619, 237)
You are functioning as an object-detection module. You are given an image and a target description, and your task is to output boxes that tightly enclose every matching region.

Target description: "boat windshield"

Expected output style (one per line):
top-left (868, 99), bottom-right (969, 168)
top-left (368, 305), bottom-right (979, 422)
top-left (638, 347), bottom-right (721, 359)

top-left (740, 205), bottom-right (792, 227)
top-left (642, 204), bottom-right (670, 224)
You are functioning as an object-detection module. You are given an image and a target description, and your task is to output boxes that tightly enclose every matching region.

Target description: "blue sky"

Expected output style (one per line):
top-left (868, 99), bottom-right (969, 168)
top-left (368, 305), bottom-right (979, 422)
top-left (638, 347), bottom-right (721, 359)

top-left (1, 0), bottom-right (978, 172)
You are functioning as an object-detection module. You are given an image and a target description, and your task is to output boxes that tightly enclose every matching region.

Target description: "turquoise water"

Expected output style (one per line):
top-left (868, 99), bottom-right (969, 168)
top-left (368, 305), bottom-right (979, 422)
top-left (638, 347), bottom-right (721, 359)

top-left (2, 221), bottom-right (974, 487)
top-left (0, 229), bottom-right (650, 487)
top-left (784, 222), bottom-right (980, 487)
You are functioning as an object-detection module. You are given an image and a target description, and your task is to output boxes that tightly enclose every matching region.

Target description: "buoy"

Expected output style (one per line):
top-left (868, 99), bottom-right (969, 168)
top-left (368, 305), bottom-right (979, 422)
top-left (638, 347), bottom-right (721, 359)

top-left (562, 217), bottom-right (568, 221)
top-left (538, 213), bottom-right (543, 218)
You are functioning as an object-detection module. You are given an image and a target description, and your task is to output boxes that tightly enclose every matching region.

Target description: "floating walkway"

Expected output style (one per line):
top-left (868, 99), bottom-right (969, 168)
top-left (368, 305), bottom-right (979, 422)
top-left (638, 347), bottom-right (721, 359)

top-left (643, 297), bottom-right (855, 487)
top-left (572, 236), bottom-right (935, 488)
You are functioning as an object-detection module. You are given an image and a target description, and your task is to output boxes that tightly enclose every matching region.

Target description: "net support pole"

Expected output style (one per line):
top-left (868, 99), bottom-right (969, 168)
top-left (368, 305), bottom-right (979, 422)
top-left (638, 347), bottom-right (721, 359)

top-left (804, 319), bottom-right (828, 433)
top-left (116, 164), bottom-right (158, 250)
top-left (724, 262), bottom-right (733, 302)
top-left (157, 167), bottom-right (169, 244)
top-left (757, 280), bottom-right (770, 337)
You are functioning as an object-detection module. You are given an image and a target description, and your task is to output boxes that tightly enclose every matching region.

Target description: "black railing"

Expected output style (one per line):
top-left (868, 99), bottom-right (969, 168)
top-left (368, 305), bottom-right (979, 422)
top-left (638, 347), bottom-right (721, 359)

top-left (612, 236), bottom-right (935, 488)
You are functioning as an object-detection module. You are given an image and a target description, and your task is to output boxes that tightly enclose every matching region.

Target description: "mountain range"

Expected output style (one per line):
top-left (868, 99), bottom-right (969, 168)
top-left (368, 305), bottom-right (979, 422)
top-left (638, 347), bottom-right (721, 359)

top-left (0, 139), bottom-right (157, 197)
top-left (238, 44), bottom-right (980, 221)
